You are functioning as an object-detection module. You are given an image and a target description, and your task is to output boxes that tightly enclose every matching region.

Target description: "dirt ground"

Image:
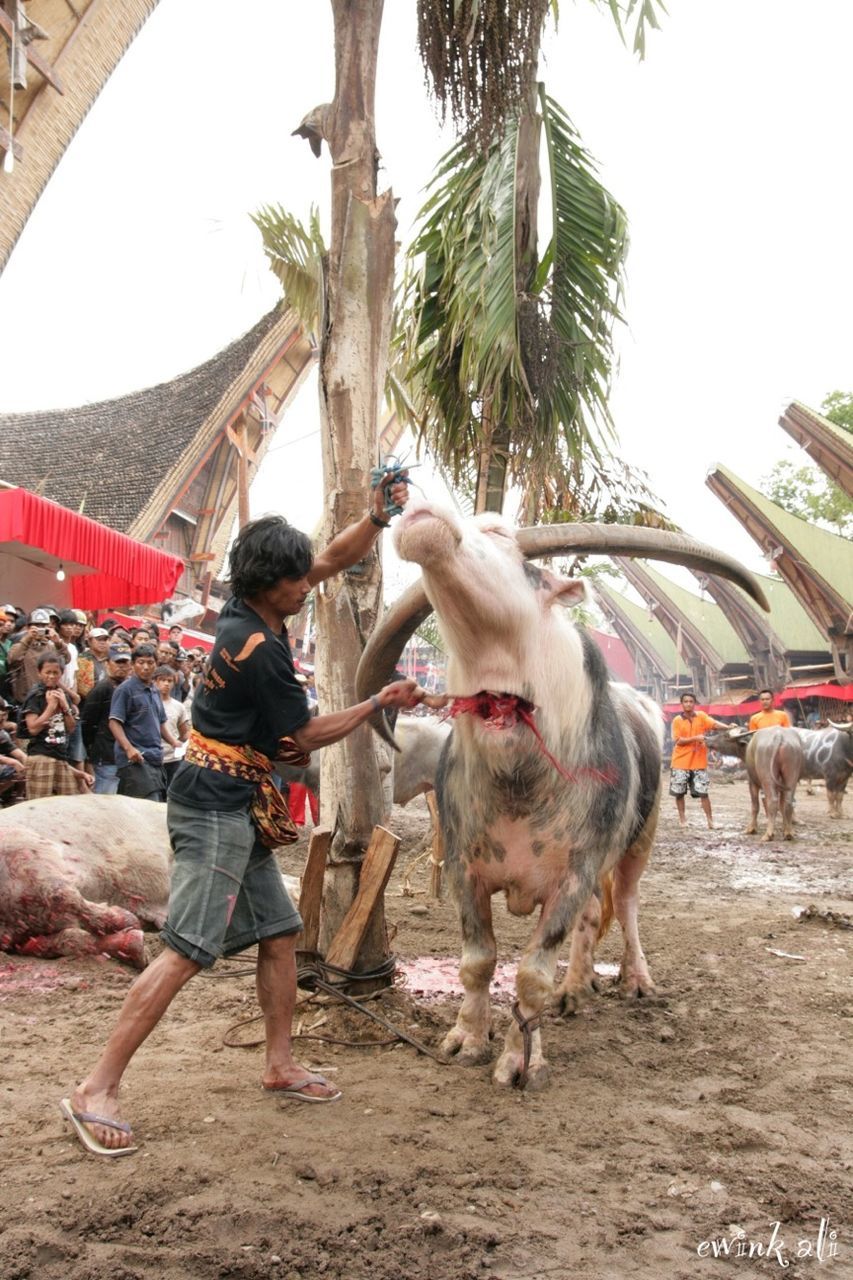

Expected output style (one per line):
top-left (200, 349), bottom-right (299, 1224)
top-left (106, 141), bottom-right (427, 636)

top-left (1, 778), bottom-right (851, 1280)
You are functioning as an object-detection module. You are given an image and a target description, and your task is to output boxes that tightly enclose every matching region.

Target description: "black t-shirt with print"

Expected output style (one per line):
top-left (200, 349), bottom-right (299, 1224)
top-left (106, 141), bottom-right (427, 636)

top-left (169, 597), bottom-right (310, 811)
top-left (21, 684), bottom-right (70, 760)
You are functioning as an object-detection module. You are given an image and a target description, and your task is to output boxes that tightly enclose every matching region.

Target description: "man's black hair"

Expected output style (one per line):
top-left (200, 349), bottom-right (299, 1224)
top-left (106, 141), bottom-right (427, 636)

top-left (133, 644), bottom-right (157, 660)
top-left (228, 515), bottom-right (313, 600)
top-left (154, 665), bottom-right (176, 681)
top-left (36, 648), bottom-right (65, 671)
top-left (758, 688), bottom-right (774, 699)
top-left (679, 691), bottom-right (696, 703)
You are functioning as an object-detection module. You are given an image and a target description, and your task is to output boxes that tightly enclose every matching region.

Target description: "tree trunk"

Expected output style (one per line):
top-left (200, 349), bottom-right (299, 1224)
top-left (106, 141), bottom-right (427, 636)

top-left (298, 0), bottom-right (396, 970)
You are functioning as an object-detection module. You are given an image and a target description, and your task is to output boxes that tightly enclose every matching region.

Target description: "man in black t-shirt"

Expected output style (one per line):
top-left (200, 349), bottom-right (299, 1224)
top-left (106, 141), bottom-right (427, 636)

top-left (67, 478), bottom-right (421, 1156)
top-left (23, 651), bottom-right (92, 799)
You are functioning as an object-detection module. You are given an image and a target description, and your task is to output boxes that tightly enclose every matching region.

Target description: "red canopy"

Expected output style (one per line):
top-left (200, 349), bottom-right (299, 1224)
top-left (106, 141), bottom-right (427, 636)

top-left (663, 683), bottom-right (853, 718)
top-left (0, 487), bottom-right (184, 610)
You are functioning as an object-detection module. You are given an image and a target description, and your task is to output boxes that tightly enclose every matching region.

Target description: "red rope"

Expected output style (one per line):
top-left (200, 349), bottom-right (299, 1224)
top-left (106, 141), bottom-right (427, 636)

top-left (447, 692), bottom-right (618, 786)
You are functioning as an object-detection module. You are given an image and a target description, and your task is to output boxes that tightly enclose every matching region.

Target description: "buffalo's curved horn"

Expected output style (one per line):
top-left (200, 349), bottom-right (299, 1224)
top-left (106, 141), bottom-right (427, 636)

top-left (828, 720), bottom-right (853, 734)
top-left (356, 523), bottom-right (771, 746)
top-left (515, 524), bottom-right (770, 612)
top-left (356, 579), bottom-right (433, 749)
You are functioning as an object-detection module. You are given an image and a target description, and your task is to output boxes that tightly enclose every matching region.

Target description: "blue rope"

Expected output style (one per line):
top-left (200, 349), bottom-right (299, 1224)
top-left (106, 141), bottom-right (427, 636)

top-left (370, 454), bottom-right (418, 517)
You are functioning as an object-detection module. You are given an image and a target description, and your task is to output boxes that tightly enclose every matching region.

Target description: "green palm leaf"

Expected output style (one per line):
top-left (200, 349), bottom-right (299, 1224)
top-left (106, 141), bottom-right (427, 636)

top-left (251, 204), bottom-right (326, 333)
top-left (396, 85), bottom-right (641, 515)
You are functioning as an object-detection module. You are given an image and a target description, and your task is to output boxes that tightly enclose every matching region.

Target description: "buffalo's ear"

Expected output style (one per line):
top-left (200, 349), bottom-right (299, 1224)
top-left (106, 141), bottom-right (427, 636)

top-left (540, 569), bottom-right (589, 610)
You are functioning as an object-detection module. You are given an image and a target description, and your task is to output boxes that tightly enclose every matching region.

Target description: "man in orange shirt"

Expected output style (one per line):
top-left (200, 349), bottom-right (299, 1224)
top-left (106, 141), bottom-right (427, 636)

top-left (670, 691), bottom-right (730, 829)
top-left (748, 689), bottom-right (791, 732)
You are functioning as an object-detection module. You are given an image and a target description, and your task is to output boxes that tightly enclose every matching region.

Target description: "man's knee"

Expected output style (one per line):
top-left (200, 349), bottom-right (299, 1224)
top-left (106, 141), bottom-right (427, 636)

top-left (258, 933), bottom-right (298, 960)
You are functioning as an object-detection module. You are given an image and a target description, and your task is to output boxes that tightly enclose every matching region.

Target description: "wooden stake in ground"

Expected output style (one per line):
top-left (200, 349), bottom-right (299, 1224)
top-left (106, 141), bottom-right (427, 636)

top-left (325, 825), bottom-right (400, 974)
top-left (297, 826), bottom-right (331, 954)
top-left (425, 791), bottom-right (444, 900)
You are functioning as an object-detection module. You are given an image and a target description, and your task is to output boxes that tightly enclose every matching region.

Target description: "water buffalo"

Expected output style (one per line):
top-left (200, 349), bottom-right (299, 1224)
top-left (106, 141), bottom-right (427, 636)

top-left (708, 727), bottom-right (803, 840)
top-left (795, 724), bottom-right (853, 818)
top-left (279, 716), bottom-right (451, 808)
top-left (0, 795), bottom-right (171, 969)
top-left (356, 506), bottom-right (769, 1089)
top-left (0, 795), bottom-right (298, 969)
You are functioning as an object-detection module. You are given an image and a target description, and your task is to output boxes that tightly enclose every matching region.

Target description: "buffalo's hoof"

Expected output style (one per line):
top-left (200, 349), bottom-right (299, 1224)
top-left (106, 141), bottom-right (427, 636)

top-left (553, 977), bottom-right (600, 1017)
top-left (621, 973), bottom-right (657, 1002)
top-left (493, 1051), bottom-right (549, 1091)
top-left (440, 1028), bottom-right (493, 1066)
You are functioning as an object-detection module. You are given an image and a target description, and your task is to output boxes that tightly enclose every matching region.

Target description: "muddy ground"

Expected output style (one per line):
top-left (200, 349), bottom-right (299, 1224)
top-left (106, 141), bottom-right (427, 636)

top-left (1, 778), bottom-right (851, 1280)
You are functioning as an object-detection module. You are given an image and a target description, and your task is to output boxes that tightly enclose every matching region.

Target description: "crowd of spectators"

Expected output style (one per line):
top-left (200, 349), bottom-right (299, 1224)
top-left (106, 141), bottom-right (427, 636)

top-left (0, 603), bottom-right (205, 804)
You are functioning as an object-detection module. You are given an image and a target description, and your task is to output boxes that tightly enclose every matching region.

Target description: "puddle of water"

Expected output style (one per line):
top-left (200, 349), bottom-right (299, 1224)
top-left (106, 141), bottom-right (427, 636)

top-left (710, 843), bottom-right (843, 895)
top-left (397, 955), bottom-right (620, 1004)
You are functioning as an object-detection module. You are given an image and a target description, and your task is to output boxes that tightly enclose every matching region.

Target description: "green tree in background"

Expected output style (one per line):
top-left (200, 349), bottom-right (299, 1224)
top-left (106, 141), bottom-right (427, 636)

top-left (765, 392), bottom-right (853, 537)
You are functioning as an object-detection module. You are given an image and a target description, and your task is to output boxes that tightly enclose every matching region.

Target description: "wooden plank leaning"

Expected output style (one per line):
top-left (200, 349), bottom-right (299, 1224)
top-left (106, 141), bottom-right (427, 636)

top-left (297, 825), bottom-right (331, 954)
top-left (324, 825), bottom-right (400, 973)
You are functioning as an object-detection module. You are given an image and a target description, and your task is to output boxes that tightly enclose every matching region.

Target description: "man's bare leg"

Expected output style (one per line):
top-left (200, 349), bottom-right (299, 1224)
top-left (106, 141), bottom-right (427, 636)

top-left (674, 795), bottom-right (687, 827)
top-left (700, 795), bottom-right (714, 829)
top-left (70, 946), bottom-right (200, 1150)
top-left (257, 934), bottom-right (339, 1099)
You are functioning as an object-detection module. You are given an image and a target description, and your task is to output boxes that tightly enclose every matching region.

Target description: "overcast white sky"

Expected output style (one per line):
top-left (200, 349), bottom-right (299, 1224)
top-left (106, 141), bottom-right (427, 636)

top-left (1, 0), bottom-right (851, 593)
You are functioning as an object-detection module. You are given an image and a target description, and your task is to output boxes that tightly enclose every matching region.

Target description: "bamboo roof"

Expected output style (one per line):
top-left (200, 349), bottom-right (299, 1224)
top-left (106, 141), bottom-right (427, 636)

top-left (0, 0), bottom-right (159, 274)
top-left (778, 401), bottom-right (853, 500)
top-left (732, 570), bottom-right (826, 653)
top-left (633, 563), bottom-right (751, 666)
top-left (0, 305), bottom-right (314, 539)
top-left (707, 465), bottom-right (852, 643)
top-left (595, 582), bottom-right (679, 676)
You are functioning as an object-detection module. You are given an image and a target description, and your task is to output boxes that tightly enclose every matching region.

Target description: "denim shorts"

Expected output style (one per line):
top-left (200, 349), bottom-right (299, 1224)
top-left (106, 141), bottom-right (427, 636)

top-left (163, 798), bottom-right (302, 967)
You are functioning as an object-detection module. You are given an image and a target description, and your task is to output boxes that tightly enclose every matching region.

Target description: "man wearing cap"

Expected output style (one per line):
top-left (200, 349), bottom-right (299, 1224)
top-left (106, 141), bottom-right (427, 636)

top-left (76, 628), bottom-right (112, 703)
top-left (8, 610), bottom-right (71, 705)
top-left (81, 645), bottom-right (133, 794)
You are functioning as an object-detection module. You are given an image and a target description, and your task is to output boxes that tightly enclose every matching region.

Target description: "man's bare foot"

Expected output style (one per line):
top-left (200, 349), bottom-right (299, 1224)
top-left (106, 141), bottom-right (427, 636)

top-left (678, 819), bottom-right (687, 829)
top-left (70, 1084), bottom-right (134, 1151)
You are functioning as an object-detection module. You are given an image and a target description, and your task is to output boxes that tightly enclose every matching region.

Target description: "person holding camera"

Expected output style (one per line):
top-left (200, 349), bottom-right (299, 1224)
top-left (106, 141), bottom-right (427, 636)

top-left (8, 609), bottom-right (71, 706)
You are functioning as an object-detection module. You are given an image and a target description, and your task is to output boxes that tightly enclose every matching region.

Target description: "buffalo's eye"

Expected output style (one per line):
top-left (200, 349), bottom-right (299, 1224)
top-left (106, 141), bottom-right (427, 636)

top-left (481, 524), bottom-right (514, 543)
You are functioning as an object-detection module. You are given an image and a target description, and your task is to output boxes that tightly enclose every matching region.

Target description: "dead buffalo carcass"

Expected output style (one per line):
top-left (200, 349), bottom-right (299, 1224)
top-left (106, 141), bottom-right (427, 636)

top-left (707, 726), bottom-right (803, 840)
top-left (357, 506), bottom-right (769, 1089)
top-left (0, 795), bottom-right (171, 968)
top-left (794, 724), bottom-right (853, 818)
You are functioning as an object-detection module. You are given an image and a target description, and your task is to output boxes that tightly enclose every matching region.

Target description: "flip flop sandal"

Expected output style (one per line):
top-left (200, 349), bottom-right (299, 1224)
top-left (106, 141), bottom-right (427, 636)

top-left (59, 1098), bottom-right (138, 1157)
top-left (262, 1075), bottom-right (342, 1103)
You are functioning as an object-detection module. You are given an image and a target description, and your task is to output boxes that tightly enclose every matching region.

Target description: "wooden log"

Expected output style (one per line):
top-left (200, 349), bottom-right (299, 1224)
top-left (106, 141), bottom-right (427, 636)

top-left (426, 791), bottom-right (444, 900)
top-left (297, 825), bottom-right (331, 954)
top-left (325, 825), bottom-right (400, 973)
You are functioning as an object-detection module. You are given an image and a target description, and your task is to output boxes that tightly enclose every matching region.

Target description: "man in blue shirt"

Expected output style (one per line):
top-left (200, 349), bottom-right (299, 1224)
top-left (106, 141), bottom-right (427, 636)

top-left (109, 645), bottom-right (178, 801)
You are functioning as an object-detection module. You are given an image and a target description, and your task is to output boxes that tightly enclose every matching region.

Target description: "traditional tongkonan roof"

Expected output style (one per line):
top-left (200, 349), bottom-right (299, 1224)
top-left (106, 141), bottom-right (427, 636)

top-left (778, 401), bottom-right (853, 500)
top-left (0, 305), bottom-right (317, 602)
top-left (707, 464), bottom-right (853, 682)
top-left (594, 583), bottom-right (680, 684)
top-left (0, 0), bottom-right (159, 274)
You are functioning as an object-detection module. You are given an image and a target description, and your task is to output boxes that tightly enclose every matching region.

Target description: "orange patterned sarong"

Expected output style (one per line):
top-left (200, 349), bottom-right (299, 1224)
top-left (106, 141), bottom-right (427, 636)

top-left (184, 729), bottom-right (310, 848)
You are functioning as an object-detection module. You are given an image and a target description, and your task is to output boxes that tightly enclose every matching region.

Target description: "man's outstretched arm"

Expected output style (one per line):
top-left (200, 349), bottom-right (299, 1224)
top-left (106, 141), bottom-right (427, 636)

top-left (307, 475), bottom-right (409, 586)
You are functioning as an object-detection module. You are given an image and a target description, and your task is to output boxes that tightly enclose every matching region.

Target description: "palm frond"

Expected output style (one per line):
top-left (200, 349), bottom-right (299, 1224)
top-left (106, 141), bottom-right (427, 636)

top-left (251, 204), bottom-right (326, 333)
top-left (396, 86), bottom-right (644, 518)
top-left (590, 0), bottom-right (666, 59)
